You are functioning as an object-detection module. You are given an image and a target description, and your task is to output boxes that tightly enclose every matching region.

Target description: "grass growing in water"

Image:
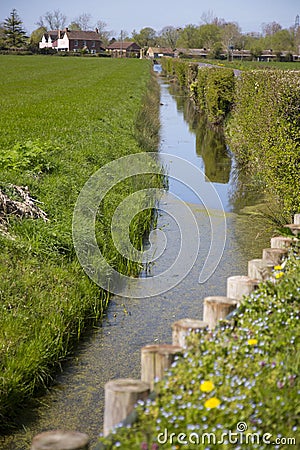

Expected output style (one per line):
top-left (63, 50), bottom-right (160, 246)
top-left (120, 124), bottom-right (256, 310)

top-left (0, 56), bottom-right (161, 426)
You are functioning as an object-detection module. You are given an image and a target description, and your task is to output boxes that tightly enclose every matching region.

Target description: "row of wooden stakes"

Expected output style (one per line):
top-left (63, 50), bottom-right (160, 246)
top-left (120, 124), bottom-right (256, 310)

top-left (31, 215), bottom-right (300, 449)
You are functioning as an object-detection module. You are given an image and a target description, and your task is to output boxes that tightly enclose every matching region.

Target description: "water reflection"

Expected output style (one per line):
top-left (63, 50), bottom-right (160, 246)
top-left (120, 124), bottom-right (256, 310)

top-left (166, 82), bottom-right (271, 257)
top-left (167, 83), bottom-right (232, 185)
top-left (195, 117), bottom-right (231, 184)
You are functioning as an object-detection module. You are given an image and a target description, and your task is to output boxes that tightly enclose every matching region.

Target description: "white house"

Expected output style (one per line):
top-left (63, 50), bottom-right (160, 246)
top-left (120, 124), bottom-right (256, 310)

top-left (39, 29), bottom-right (105, 53)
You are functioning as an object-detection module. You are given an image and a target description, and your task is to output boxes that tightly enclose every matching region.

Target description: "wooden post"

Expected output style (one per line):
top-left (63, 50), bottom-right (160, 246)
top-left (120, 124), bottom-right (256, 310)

top-left (103, 379), bottom-right (150, 437)
top-left (141, 344), bottom-right (182, 390)
top-left (248, 259), bottom-right (272, 281)
top-left (270, 236), bottom-right (293, 249)
top-left (294, 214), bottom-right (300, 225)
top-left (172, 318), bottom-right (208, 347)
top-left (31, 431), bottom-right (89, 450)
top-left (262, 248), bottom-right (288, 266)
top-left (227, 276), bottom-right (258, 304)
top-left (284, 224), bottom-right (300, 236)
top-left (203, 296), bottom-right (237, 329)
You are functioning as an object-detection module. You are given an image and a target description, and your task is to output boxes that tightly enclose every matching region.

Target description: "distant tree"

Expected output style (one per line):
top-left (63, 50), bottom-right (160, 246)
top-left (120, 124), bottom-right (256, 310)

top-left (294, 26), bottom-right (300, 52)
top-left (132, 27), bottom-right (157, 47)
top-left (37, 10), bottom-right (67, 30)
top-left (118, 29), bottom-right (130, 41)
top-left (73, 13), bottom-right (92, 31)
top-left (262, 21), bottom-right (282, 36)
top-left (95, 20), bottom-right (114, 46)
top-left (198, 23), bottom-right (221, 50)
top-left (29, 26), bottom-right (47, 51)
top-left (200, 10), bottom-right (216, 24)
top-left (221, 22), bottom-right (242, 50)
top-left (68, 22), bottom-right (82, 31)
top-left (158, 26), bottom-right (179, 48)
top-left (0, 22), bottom-right (6, 49)
top-left (250, 42), bottom-right (263, 59)
top-left (3, 8), bottom-right (27, 48)
top-left (266, 29), bottom-right (294, 52)
top-left (176, 24), bottom-right (201, 48)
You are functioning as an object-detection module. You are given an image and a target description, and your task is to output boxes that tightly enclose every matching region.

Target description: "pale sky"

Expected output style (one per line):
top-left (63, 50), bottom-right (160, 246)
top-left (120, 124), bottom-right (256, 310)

top-left (0, 0), bottom-right (299, 36)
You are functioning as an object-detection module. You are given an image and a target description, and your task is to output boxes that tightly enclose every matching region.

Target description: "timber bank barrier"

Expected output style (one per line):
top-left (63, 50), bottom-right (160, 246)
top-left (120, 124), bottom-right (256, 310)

top-left (30, 214), bottom-right (300, 449)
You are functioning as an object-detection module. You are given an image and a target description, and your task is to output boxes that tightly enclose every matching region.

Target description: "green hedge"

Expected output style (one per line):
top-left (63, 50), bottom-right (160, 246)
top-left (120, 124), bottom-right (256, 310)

top-left (226, 70), bottom-right (300, 219)
top-left (195, 67), bottom-right (235, 124)
top-left (161, 58), bottom-right (235, 125)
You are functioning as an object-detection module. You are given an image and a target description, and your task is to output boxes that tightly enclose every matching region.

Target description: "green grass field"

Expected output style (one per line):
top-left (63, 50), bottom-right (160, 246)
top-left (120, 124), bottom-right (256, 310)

top-left (213, 60), bottom-right (300, 70)
top-left (0, 55), bottom-right (160, 426)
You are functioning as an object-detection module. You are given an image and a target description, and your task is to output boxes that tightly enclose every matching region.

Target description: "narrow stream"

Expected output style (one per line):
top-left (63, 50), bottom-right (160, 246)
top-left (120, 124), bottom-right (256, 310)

top-left (0, 75), bottom-right (270, 449)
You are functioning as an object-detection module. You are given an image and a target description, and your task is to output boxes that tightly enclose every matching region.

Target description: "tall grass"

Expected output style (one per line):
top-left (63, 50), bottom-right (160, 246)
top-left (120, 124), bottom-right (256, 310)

top-left (0, 56), bottom-right (161, 426)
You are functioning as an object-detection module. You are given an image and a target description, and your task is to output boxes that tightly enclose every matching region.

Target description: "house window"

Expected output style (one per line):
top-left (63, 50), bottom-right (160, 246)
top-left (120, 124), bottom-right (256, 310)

top-left (92, 41), bottom-right (95, 47)
top-left (74, 40), bottom-right (78, 47)
top-left (83, 40), bottom-right (87, 47)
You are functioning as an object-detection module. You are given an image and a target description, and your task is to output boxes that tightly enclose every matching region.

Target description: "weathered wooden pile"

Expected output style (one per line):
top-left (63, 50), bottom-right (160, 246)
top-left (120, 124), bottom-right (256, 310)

top-left (31, 214), bottom-right (300, 449)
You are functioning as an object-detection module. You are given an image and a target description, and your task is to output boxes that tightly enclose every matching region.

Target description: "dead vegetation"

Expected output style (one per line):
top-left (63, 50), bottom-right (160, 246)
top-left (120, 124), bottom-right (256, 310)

top-left (0, 184), bottom-right (48, 235)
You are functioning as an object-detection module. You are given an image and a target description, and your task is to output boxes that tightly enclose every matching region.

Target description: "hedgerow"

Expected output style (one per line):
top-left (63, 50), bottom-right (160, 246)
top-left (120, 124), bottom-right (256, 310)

top-left (195, 67), bottom-right (235, 124)
top-left (161, 58), bottom-right (235, 125)
top-left (226, 70), bottom-right (300, 219)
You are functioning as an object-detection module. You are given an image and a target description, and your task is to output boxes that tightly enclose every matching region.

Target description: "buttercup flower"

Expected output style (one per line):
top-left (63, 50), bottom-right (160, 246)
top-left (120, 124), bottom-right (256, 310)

top-left (274, 265), bottom-right (282, 270)
top-left (275, 272), bottom-right (284, 279)
top-left (200, 381), bottom-right (215, 393)
top-left (204, 397), bottom-right (221, 409)
top-left (247, 339), bottom-right (258, 346)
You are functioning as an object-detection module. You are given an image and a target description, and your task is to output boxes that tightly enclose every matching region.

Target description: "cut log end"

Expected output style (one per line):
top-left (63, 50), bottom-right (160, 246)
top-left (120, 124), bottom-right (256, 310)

top-left (172, 318), bottom-right (208, 347)
top-left (227, 275), bottom-right (259, 302)
top-left (203, 296), bottom-right (238, 329)
top-left (31, 430), bottom-right (90, 450)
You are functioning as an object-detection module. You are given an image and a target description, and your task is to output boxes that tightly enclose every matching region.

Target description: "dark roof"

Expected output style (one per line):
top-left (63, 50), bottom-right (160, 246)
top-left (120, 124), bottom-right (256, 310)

top-left (148, 47), bottom-right (174, 54)
top-left (65, 30), bottom-right (102, 41)
top-left (107, 41), bottom-right (140, 50)
top-left (45, 31), bottom-right (59, 40)
top-left (175, 48), bottom-right (209, 56)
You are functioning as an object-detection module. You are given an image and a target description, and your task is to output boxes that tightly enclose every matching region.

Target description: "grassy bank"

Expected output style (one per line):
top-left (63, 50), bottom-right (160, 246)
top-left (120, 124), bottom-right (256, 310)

top-left (98, 243), bottom-right (300, 449)
top-left (210, 60), bottom-right (300, 71)
top-left (0, 56), bottom-right (161, 426)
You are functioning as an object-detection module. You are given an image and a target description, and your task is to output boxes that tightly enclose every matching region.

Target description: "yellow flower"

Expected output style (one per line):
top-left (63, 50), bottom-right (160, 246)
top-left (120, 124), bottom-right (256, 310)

top-left (275, 272), bottom-right (284, 279)
top-left (200, 381), bottom-right (215, 393)
top-left (274, 265), bottom-right (282, 270)
top-left (247, 339), bottom-right (258, 346)
top-left (204, 397), bottom-right (221, 409)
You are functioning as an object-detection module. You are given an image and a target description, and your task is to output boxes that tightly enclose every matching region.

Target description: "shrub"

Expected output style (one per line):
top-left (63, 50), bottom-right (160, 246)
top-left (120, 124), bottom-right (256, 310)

top-left (227, 70), bottom-right (300, 219)
top-left (195, 67), bottom-right (235, 124)
top-left (0, 140), bottom-right (58, 173)
top-left (161, 59), bottom-right (235, 125)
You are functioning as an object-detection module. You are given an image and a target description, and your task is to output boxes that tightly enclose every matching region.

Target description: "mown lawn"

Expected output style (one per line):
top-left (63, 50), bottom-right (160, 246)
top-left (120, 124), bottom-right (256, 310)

top-left (0, 55), bottom-right (159, 426)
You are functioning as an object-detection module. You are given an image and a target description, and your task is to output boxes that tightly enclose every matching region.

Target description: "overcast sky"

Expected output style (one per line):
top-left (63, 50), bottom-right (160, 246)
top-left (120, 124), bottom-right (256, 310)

top-left (0, 0), bottom-right (299, 36)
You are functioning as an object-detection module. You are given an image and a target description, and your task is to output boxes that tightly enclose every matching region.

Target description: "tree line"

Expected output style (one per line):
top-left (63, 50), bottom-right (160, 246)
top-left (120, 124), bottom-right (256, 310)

top-left (1, 8), bottom-right (300, 57)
